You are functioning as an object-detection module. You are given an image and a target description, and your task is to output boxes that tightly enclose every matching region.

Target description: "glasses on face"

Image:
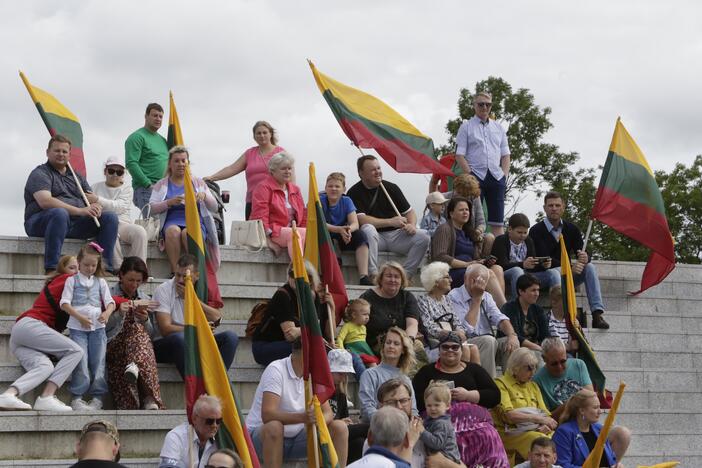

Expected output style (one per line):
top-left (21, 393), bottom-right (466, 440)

top-left (440, 344), bottom-right (461, 352)
top-left (476, 102), bottom-right (492, 108)
top-left (204, 417), bottom-right (223, 426)
top-left (524, 364), bottom-right (537, 372)
top-left (548, 359), bottom-right (567, 368)
top-left (382, 397), bottom-right (412, 407)
top-left (107, 168), bottom-right (125, 176)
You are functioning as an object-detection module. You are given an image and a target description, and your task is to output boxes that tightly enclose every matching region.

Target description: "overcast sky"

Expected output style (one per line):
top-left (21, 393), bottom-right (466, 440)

top-left (2, 1), bottom-right (701, 237)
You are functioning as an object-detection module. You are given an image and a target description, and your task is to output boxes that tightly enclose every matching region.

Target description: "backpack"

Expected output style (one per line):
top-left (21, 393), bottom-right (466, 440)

top-left (245, 287), bottom-right (289, 338)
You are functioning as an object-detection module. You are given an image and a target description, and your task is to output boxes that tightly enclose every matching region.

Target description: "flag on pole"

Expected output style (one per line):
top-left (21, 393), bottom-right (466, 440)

top-left (183, 272), bottom-right (260, 468)
top-left (637, 462), bottom-right (680, 468)
top-left (591, 118), bottom-right (675, 295)
top-left (304, 163), bottom-right (348, 323)
top-left (169, 91), bottom-right (223, 307)
top-left (19, 72), bottom-right (87, 177)
top-left (582, 382), bottom-right (625, 468)
top-left (308, 60), bottom-right (452, 176)
top-left (560, 235), bottom-right (611, 408)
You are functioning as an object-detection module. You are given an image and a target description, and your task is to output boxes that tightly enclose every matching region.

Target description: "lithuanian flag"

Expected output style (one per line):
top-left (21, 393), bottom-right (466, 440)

top-left (591, 118), bottom-right (675, 295)
top-left (167, 91), bottom-right (184, 149)
top-left (560, 236), bottom-right (610, 408)
top-left (183, 272), bottom-right (260, 468)
top-left (304, 163), bottom-right (348, 325)
top-left (582, 382), bottom-right (625, 468)
top-left (292, 226), bottom-right (338, 467)
top-left (308, 60), bottom-right (452, 176)
top-left (19, 72), bottom-right (87, 177)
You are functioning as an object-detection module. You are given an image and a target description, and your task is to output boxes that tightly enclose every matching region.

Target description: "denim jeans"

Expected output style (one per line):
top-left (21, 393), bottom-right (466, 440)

top-left (474, 171), bottom-right (506, 226)
top-left (153, 330), bottom-right (239, 378)
top-left (251, 340), bottom-right (292, 367)
top-left (69, 327), bottom-right (108, 398)
top-left (133, 186), bottom-right (153, 212)
top-left (504, 267), bottom-right (561, 298)
top-left (24, 208), bottom-right (119, 271)
top-left (570, 262), bottom-right (605, 313)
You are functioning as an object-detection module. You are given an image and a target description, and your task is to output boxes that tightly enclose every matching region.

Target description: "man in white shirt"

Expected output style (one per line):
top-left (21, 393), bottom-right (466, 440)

top-left (151, 254), bottom-right (238, 379)
top-left (159, 394), bottom-right (222, 468)
top-left (92, 156), bottom-right (148, 264)
top-left (245, 339), bottom-right (348, 468)
top-left (455, 92), bottom-right (510, 235)
top-left (448, 264), bottom-right (519, 377)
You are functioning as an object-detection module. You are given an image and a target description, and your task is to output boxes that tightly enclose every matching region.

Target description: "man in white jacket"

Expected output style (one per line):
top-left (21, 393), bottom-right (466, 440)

top-left (93, 156), bottom-right (148, 266)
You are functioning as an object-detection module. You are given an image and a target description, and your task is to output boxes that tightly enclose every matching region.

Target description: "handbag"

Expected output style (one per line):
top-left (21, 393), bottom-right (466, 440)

top-left (135, 204), bottom-right (159, 242)
top-left (230, 220), bottom-right (267, 251)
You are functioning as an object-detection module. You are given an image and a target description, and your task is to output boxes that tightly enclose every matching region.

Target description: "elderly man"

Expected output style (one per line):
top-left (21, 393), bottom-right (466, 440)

top-left (152, 254), bottom-right (238, 379)
top-left (70, 420), bottom-right (126, 468)
top-left (533, 338), bottom-right (631, 457)
top-left (159, 394), bottom-right (223, 468)
top-left (24, 135), bottom-right (119, 273)
top-left (245, 339), bottom-right (348, 468)
top-left (448, 264), bottom-right (520, 377)
top-left (125, 102), bottom-right (169, 210)
top-left (92, 156), bottom-right (148, 265)
top-left (349, 406), bottom-right (415, 467)
top-left (529, 191), bottom-right (609, 329)
top-left (347, 155), bottom-right (430, 281)
top-left (454, 92), bottom-right (510, 235)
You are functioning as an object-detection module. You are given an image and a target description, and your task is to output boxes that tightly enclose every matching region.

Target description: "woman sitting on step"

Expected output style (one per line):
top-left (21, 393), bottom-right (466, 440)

top-left (0, 255), bottom-right (83, 411)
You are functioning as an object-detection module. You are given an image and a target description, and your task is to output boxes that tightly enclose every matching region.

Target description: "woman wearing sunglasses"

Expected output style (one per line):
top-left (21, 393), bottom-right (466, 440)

top-left (493, 348), bottom-right (557, 465)
top-left (412, 332), bottom-right (509, 467)
top-left (92, 156), bottom-right (148, 265)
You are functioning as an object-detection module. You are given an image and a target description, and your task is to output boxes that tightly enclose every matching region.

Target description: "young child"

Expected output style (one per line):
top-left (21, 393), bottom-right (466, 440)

top-left (420, 382), bottom-right (461, 464)
top-left (60, 243), bottom-right (115, 411)
top-left (336, 299), bottom-right (380, 369)
top-left (547, 286), bottom-right (580, 356)
top-left (420, 192), bottom-right (448, 236)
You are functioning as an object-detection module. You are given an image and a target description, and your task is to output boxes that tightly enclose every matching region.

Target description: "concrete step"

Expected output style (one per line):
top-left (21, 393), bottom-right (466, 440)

top-left (586, 329), bottom-right (702, 353)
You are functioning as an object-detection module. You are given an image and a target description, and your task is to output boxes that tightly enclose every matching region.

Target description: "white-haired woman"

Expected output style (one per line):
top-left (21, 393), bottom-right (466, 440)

top-left (250, 152), bottom-right (306, 257)
top-left (149, 146), bottom-right (219, 274)
top-left (418, 262), bottom-right (480, 364)
top-left (492, 348), bottom-right (557, 465)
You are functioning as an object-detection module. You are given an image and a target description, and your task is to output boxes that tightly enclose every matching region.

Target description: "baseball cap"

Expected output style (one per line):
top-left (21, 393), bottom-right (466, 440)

top-left (104, 156), bottom-right (125, 168)
top-left (80, 419), bottom-right (121, 460)
top-left (425, 192), bottom-right (448, 205)
top-left (328, 348), bottom-right (354, 373)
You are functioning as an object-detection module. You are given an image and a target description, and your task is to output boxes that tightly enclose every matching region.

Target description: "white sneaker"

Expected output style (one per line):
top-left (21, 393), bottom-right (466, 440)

top-left (346, 398), bottom-right (354, 408)
top-left (34, 395), bottom-right (73, 412)
top-left (71, 398), bottom-right (91, 411)
top-left (143, 402), bottom-right (159, 410)
top-left (124, 362), bottom-right (139, 384)
top-left (0, 393), bottom-right (32, 410)
top-left (88, 398), bottom-right (103, 410)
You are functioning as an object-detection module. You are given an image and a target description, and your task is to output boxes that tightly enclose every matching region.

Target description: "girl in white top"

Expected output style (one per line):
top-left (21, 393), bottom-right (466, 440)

top-left (60, 242), bottom-right (115, 411)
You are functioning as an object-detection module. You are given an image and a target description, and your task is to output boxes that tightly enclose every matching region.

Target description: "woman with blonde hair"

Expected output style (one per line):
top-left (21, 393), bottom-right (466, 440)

top-left (493, 348), bottom-right (556, 465)
top-left (358, 326), bottom-right (418, 423)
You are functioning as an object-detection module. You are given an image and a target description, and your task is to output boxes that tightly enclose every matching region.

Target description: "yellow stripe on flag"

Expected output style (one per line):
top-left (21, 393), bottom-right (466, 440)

top-left (559, 236), bottom-right (579, 326)
top-left (304, 163), bottom-right (320, 271)
top-left (169, 91), bottom-right (184, 146)
top-left (609, 118), bottom-right (654, 176)
top-left (582, 382), bottom-right (626, 468)
top-left (292, 226), bottom-right (309, 282)
top-left (637, 463), bottom-right (680, 468)
top-left (19, 72), bottom-right (80, 122)
top-left (308, 60), bottom-right (428, 139)
top-left (184, 164), bottom-right (205, 254)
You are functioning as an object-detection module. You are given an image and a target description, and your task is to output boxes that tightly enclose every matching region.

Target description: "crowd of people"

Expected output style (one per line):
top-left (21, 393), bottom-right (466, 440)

top-left (0, 94), bottom-right (630, 467)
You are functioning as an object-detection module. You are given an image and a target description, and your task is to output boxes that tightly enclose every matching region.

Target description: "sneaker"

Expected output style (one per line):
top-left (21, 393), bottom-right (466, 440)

top-left (346, 398), bottom-right (354, 408)
top-left (591, 312), bottom-right (610, 330)
top-left (124, 362), bottom-right (139, 384)
top-left (0, 393), bottom-right (32, 411)
top-left (34, 395), bottom-right (72, 412)
top-left (359, 275), bottom-right (374, 286)
top-left (71, 398), bottom-right (92, 411)
top-left (88, 398), bottom-right (103, 410)
top-left (143, 401), bottom-right (159, 410)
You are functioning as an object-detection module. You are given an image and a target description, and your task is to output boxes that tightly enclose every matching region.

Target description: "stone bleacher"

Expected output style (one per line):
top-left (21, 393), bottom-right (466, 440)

top-left (0, 236), bottom-right (700, 466)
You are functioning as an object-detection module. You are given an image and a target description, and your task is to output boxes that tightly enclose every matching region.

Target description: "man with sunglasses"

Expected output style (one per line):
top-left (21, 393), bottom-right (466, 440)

top-left (159, 394), bottom-right (224, 468)
top-left (93, 156), bottom-right (148, 265)
top-left (454, 91), bottom-right (510, 236)
top-left (70, 419), bottom-right (126, 467)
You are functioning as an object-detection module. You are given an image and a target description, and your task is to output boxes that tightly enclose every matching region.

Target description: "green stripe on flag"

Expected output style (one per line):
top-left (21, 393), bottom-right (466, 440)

top-left (186, 235), bottom-right (208, 303)
top-left (599, 151), bottom-right (665, 215)
top-left (183, 324), bottom-right (203, 378)
top-left (36, 104), bottom-right (84, 147)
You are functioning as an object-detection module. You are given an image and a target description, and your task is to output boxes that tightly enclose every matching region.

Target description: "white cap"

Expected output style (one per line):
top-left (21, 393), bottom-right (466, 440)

top-left (327, 349), bottom-right (355, 373)
top-left (104, 156), bottom-right (125, 168)
top-left (425, 191), bottom-right (448, 205)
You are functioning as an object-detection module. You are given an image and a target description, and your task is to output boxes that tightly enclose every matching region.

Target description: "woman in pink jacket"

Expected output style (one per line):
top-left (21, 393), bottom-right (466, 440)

top-left (250, 152), bottom-right (306, 257)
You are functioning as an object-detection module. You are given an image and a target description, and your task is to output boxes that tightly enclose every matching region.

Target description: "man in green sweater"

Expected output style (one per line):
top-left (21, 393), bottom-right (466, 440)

top-left (125, 103), bottom-right (169, 210)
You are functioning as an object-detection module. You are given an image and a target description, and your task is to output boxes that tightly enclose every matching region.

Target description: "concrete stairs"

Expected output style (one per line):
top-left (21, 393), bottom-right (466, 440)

top-left (0, 237), bottom-right (700, 466)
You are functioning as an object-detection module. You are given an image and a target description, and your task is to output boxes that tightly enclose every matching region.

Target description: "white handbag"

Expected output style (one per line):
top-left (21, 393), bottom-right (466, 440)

top-left (229, 220), bottom-right (267, 251)
top-left (135, 205), bottom-right (160, 242)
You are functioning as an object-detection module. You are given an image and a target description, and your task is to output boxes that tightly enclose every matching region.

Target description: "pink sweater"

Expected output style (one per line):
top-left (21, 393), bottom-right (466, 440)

top-left (244, 145), bottom-right (285, 203)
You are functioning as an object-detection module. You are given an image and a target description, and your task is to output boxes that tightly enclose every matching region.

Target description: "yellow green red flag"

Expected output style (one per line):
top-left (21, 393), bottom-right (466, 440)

top-left (582, 382), bottom-right (625, 468)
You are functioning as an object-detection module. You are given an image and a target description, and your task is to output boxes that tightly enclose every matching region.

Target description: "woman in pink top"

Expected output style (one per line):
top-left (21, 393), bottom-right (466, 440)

top-left (205, 120), bottom-right (286, 219)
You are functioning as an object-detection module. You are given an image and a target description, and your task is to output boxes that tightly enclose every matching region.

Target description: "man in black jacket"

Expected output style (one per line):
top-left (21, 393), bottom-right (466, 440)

top-left (529, 192), bottom-right (610, 329)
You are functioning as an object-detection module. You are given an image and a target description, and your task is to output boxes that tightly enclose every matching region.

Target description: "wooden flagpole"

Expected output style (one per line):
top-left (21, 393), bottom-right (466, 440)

top-left (582, 219), bottom-right (594, 252)
top-left (67, 161), bottom-right (100, 228)
top-left (325, 284), bottom-right (335, 344)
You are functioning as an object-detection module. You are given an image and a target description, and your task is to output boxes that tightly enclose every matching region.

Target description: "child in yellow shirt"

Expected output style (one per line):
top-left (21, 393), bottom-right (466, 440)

top-left (336, 299), bottom-right (379, 367)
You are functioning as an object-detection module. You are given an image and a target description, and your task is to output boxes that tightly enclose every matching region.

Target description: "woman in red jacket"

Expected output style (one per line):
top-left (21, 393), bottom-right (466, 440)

top-left (250, 152), bottom-right (307, 257)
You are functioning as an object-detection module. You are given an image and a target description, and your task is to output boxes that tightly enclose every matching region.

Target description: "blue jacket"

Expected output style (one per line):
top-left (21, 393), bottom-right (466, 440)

top-left (552, 420), bottom-right (616, 468)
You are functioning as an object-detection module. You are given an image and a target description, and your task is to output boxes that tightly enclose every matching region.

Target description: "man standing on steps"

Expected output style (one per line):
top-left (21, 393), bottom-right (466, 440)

top-left (348, 155), bottom-right (430, 282)
top-left (70, 420), bottom-right (127, 468)
top-left (151, 254), bottom-right (238, 379)
top-left (529, 191), bottom-right (610, 329)
top-left (125, 102), bottom-right (169, 210)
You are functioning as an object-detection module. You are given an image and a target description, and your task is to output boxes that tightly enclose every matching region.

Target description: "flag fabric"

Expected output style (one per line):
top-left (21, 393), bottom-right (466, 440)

top-left (637, 463), bottom-right (680, 468)
top-left (560, 236), bottom-right (611, 409)
top-left (582, 382), bottom-right (625, 468)
top-left (168, 92), bottom-right (223, 307)
top-left (591, 118), bottom-right (675, 295)
top-left (310, 394), bottom-right (339, 468)
top-left (183, 272), bottom-right (260, 468)
top-left (19, 72), bottom-right (87, 177)
top-left (308, 60), bottom-right (452, 176)
top-left (304, 163), bottom-right (348, 324)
